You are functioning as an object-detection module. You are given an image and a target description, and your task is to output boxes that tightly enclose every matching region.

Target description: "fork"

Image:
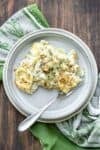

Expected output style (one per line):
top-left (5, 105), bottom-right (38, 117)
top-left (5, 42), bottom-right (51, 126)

top-left (18, 88), bottom-right (76, 132)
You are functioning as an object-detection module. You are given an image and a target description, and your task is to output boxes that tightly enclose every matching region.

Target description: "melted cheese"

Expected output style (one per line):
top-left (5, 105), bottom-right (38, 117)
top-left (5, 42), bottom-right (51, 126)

top-left (15, 40), bottom-right (84, 94)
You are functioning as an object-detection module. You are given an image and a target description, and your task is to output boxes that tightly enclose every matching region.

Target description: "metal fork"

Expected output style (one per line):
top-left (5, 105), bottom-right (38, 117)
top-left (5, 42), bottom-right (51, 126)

top-left (18, 90), bottom-right (74, 132)
top-left (18, 83), bottom-right (82, 132)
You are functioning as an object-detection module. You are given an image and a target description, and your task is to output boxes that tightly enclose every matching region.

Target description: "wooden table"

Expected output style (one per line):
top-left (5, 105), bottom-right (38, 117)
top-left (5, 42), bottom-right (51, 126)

top-left (0, 0), bottom-right (100, 149)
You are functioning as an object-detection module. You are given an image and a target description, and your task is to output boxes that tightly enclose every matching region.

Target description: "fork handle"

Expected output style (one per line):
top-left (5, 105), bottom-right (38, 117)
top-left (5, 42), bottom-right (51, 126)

top-left (18, 96), bottom-right (57, 132)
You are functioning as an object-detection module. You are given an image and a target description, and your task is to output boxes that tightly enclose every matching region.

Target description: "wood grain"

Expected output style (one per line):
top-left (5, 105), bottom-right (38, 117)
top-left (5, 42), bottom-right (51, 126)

top-left (0, 0), bottom-right (100, 149)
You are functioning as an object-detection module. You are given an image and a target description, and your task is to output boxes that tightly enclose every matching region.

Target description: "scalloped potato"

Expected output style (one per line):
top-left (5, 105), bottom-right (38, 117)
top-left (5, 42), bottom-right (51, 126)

top-left (15, 40), bottom-right (84, 94)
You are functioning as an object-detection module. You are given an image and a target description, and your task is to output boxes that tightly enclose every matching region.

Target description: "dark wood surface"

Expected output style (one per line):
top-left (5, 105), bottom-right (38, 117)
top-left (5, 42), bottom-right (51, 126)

top-left (0, 0), bottom-right (100, 149)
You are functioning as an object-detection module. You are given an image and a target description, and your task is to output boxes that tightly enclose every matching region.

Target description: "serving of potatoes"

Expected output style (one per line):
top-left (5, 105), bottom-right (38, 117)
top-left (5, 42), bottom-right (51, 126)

top-left (15, 40), bottom-right (84, 94)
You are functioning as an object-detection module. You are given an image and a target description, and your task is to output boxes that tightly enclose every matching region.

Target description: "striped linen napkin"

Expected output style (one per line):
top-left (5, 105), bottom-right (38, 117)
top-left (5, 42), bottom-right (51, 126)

top-left (0, 3), bottom-right (100, 150)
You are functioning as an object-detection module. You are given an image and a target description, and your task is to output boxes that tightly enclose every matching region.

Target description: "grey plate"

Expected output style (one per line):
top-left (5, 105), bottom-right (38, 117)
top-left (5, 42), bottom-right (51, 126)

top-left (3, 28), bottom-right (98, 122)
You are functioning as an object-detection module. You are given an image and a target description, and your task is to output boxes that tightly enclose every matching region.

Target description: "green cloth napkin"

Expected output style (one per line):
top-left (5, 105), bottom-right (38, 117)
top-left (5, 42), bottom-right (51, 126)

top-left (30, 122), bottom-right (100, 150)
top-left (30, 123), bottom-right (88, 150)
top-left (0, 3), bottom-right (100, 150)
